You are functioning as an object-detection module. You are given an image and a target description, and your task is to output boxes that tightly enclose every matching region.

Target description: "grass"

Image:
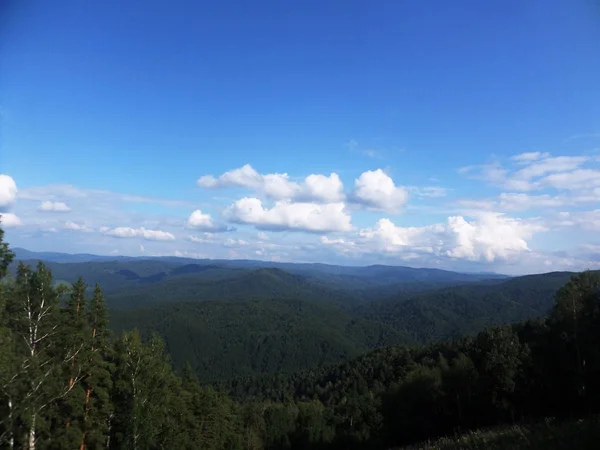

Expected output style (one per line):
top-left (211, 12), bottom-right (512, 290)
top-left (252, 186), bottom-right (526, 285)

top-left (401, 416), bottom-right (600, 449)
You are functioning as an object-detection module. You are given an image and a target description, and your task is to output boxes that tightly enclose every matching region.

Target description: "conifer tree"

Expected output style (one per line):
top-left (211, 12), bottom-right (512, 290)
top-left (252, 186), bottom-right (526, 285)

top-left (80, 284), bottom-right (113, 450)
top-left (0, 221), bottom-right (17, 448)
top-left (50, 278), bottom-right (89, 449)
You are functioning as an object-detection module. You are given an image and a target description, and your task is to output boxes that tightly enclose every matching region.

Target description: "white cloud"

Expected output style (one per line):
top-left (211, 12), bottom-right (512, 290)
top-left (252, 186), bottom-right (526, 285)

top-left (188, 232), bottom-right (216, 244)
top-left (459, 162), bottom-right (508, 184)
top-left (257, 232), bottom-right (270, 241)
top-left (458, 152), bottom-right (600, 214)
top-left (224, 197), bottom-right (352, 232)
top-left (462, 154), bottom-right (592, 192)
top-left (497, 193), bottom-right (565, 211)
top-left (302, 173), bottom-right (344, 202)
top-left (224, 238), bottom-right (250, 247)
top-left (0, 213), bottom-right (22, 227)
top-left (38, 201), bottom-right (71, 212)
top-left (554, 210), bottom-right (600, 232)
top-left (18, 184), bottom-right (190, 208)
top-left (511, 156), bottom-right (588, 183)
top-left (511, 151), bottom-right (550, 163)
top-left (541, 169), bottom-right (600, 191)
top-left (103, 226), bottom-right (175, 241)
top-left (357, 213), bottom-right (545, 263)
top-left (197, 164), bottom-right (344, 202)
top-left (64, 221), bottom-right (93, 232)
top-left (445, 213), bottom-right (545, 262)
top-left (0, 174), bottom-right (18, 209)
top-left (359, 218), bottom-right (443, 252)
top-left (409, 186), bottom-right (448, 198)
top-left (186, 209), bottom-right (228, 232)
top-left (353, 169), bottom-right (408, 213)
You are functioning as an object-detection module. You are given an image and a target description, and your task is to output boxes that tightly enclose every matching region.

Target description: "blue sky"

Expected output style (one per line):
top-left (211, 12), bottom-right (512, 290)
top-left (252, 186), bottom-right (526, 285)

top-left (1, 0), bottom-right (600, 274)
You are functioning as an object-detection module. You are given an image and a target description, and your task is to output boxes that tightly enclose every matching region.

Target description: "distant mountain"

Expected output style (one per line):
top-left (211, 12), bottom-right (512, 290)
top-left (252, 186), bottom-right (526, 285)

top-left (106, 267), bottom-right (367, 309)
top-left (12, 247), bottom-right (133, 263)
top-left (12, 248), bottom-right (510, 296)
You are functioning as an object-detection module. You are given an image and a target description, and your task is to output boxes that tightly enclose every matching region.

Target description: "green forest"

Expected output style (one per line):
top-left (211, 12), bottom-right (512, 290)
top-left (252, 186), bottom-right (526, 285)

top-left (2, 225), bottom-right (600, 449)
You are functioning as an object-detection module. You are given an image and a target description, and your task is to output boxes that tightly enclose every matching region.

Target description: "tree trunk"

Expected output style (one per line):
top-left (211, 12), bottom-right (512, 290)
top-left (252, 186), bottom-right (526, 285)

top-left (106, 414), bottom-right (113, 449)
top-left (28, 413), bottom-right (36, 450)
top-left (8, 397), bottom-right (13, 450)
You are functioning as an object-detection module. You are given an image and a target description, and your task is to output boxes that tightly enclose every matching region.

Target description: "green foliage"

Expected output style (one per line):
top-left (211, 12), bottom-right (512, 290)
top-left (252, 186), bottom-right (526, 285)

top-left (109, 298), bottom-right (410, 381)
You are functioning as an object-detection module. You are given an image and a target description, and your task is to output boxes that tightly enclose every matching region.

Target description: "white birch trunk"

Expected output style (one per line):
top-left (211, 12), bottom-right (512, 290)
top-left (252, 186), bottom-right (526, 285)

top-left (8, 396), bottom-right (13, 450)
top-left (28, 413), bottom-right (36, 450)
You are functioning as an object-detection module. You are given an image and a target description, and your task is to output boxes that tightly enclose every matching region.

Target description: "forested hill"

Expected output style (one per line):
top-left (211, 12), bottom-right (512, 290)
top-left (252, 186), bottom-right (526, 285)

top-left (109, 270), bottom-right (574, 380)
top-left (358, 271), bottom-right (574, 344)
top-left (12, 247), bottom-right (508, 294)
top-left (109, 298), bottom-right (412, 381)
top-left (9, 248), bottom-right (579, 382)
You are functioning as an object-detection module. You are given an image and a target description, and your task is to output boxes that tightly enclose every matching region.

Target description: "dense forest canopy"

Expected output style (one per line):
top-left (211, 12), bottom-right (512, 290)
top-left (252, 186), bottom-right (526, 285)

top-left (1, 225), bottom-right (600, 449)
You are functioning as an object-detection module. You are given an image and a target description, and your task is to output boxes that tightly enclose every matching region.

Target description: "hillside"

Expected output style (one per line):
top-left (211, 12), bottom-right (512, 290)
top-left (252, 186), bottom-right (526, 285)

top-left (109, 298), bottom-right (411, 381)
top-left (356, 271), bottom-right (575, 343)
top-left (105, 267), bottom-right (366, 309)
top-left (108, 270), bottom-right (581, 382)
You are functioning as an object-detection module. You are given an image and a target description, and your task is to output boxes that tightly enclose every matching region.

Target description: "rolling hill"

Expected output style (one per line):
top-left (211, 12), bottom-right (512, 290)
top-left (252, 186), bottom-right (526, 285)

top-left (108, 270), bottom-right (582, 381)
top-left (356, 271), bottom-right (576, 343)
top-left (109, 297), bottom-right (411, 381)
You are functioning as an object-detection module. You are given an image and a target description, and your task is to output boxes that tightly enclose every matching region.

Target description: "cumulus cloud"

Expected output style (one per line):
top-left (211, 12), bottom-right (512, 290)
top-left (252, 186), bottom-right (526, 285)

top-left (359, 218), bottom-right (443, 252)
top-left (38, 201), bottom-right (71, 212)
top-left (0, 174), bottom-right (18, 209)
top-left (224, 197), bottom-right (352, 232)
top-left (102, 226), bottom-right (175, 241)
top-left (0, 213), bottom-right (22, 227)
top-left (352, 169), bottom-right (408, 213)
top-left (186, 209), bottom-right (229, 232)
top-left (357, 213), bottom-right (545, 263)
top-left (197, 164), bottom-right (344, 202)
top-left (445, 213), bottom-right (545, 262)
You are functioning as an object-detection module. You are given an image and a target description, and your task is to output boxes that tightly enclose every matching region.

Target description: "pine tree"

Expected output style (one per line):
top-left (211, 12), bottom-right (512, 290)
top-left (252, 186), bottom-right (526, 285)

top-left (0, 218), bottom-right (14, 278)
top-left (0, 221), bottom-right (17, 448)
top-left (81, 284), bottom-right (113, 450)
top-left (50, 277), bottom-right (89, 449)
